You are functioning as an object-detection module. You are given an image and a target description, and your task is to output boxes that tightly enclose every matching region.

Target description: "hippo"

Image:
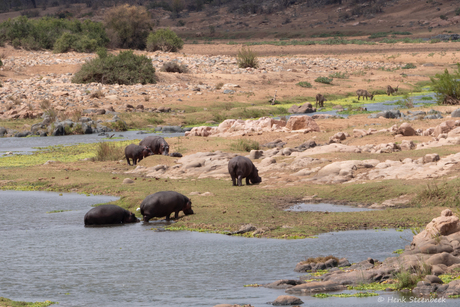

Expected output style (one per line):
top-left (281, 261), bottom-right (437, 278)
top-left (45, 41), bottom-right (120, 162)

top-left (139, 136), bottom-right (170, 156)
top-left (125, 144), bottom-right (153, 166)
top-left (84, 204), bottom-right (139, 225)
top-left (140, 191), bottom-right (193, 222)
top-left (228, 155), bottom-right (262, 186)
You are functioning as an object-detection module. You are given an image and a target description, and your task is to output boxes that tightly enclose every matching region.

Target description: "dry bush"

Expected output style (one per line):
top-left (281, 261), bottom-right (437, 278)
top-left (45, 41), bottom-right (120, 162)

top-left (105, 4), bottom-right (152, 49)
top-left (90, 90), bottom-right (105, 98)
top-left (160, 61), bottom-right (188, 73)
top-left (301, 255), bottom-right (339, 265)
top-left (93, 142), bottom-right (124, 161)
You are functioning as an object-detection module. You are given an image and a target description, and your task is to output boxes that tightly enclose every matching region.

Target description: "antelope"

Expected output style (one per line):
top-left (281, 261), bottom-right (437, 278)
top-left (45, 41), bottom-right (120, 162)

top-left (356, 89), bottom-right (374, 101)
top-left (387, 85), bottom-right (399, 96)
top-left (316, 93), bottom-right (327, 108)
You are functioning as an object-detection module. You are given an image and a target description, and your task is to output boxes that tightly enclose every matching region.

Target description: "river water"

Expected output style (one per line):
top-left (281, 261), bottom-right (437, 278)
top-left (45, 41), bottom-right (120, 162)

top-left (3, 190), bottom-right (458, 307)
top-left (0, 131), bottom-right (184, 156)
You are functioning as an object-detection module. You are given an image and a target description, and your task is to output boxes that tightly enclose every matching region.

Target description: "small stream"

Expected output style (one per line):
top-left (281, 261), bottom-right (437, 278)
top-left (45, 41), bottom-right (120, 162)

top-left (3, 190), bottom-right (458, 307)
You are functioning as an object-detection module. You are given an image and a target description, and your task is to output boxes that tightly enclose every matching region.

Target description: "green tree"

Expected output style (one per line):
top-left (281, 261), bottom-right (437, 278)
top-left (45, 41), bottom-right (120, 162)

top-left (430, 63), bottom-right (460, 104)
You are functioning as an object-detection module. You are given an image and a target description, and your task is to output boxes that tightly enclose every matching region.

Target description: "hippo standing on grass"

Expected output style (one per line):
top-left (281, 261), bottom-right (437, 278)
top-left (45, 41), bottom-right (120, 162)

top-left (84, 204), bottom-right (139, 225)
top-left (228, 156), bottom-right (262, 186)
top-left (124, 144), bottom-right (153, 166)
top-left (139, 136), bottom-right (170, 156)
top-left (140, 191), bottom-right (193, 222)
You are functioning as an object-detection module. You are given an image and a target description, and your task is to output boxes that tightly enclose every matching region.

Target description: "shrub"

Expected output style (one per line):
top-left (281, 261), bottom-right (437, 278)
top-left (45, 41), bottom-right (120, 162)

top-left (21, 10), bottom-right (40, 18)
top-left (105, 4), bottom-right (152, 49)
top-left (315, 76), bottom-right (333, 84)
top-left (93, 142), bottom-right (124, 161)
top-left (237, 46), bottom-right (258, 69)
top-left (402, 63), bottom-right (417, 69)
top-left (329, 72), bottom-right (348, 79)
top-left (231, 139), bottom-right (260, 152)
top-left (0, 16), bottom-right (108, 52)
top-left (430, 63), bottom-right (460, 104)
top-left (440, 15), bottom-right (448, 20)
top-left (160, 61), bottom-right (188, 73)
top-left (146, 28), bottom-right (184, 52)
top-left (71, 50), bottom-right (157, 85)
top-left (456, 7), bottom-right (460, 16)
top-left (296, 81), bottom-right (312, 88)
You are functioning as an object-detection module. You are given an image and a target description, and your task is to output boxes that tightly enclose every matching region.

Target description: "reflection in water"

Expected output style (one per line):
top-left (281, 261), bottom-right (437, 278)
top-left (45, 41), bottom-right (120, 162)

top-left (1, 190), bottom-right (457, 307)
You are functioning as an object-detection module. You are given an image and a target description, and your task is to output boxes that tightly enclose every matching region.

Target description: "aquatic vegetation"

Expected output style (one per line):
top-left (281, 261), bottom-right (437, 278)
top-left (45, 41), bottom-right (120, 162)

top-left (243, 284), bottom-right (260, 287)
top-left (46, 210), bottom-right (71, 213)
top-left (313, 292), bottom-right (379, 298)
top-left (348, 282), bottom-right (396, 291)
top-left (0, 297), bottom-right (56, 307)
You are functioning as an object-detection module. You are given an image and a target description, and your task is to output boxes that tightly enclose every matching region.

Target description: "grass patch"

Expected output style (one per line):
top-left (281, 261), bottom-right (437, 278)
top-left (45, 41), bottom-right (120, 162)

top-left (315, 76), bottom-right (333, 84)
top-left (93, 142), bottom-right (125, 162)
top-left (402, 63), bottom-right (417, 70)
top-left (0, 297), bottom-right (56, 307)
top-left (237, 46), bottom-right (259, 68)
top-left (230, 139), bottom-right (260, 152)
top-left (329, 72), bottom-right (348, 79)
top-left (296, 81), bottom-right (313, 88)
top-left (313, 292), bottom-right (379, 298)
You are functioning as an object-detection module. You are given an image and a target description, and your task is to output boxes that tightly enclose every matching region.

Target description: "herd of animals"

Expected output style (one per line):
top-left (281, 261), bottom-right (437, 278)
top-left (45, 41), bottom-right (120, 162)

top-left (315, 85), bottom-right (399, 108)
top-left (84, 136), bottom-right (262, 226)
top-left (86, 85), bottom-right (400, 226)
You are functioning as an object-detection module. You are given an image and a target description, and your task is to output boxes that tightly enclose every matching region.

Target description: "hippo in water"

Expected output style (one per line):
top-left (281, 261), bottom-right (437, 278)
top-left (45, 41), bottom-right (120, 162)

top-left (124, 144), bottom-right (153, 166)
top-left (140, 191), bottom-right (193, 222)
top-left (84, 204), bottom-right (139, 225)
top-left (228, 156), bottom-right (262, 186)
top-left (139, 136), bottom-right (170, 156)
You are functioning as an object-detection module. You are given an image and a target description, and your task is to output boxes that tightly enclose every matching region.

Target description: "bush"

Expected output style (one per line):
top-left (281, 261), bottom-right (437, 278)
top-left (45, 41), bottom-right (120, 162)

top-left (71, 50), bottom-right (157, 85)
top-left (329, 72), bottom-right (348, 79)
top-left (146, 28), bottom-right (184, 52)
top-left (296, 81), bottom-right (312, 88)
top-left (402, 63), bottom-right (417, 69)
top-left (456, 7), bottom-right (460, 16)
top-left (0, 16), bottom-right (108, 52)
top-left (315, 76), bottom-right (333, 84)
top-left (430, 63), bottom-right (460, 104)
top-left (105, 4), bottom-right (152, 49)
top-left (93, 142), bottom-right (124, 161)
top-left (160, 61), bottom-right (188, 73)
top-left (237, 46), bottom-right (258, 69)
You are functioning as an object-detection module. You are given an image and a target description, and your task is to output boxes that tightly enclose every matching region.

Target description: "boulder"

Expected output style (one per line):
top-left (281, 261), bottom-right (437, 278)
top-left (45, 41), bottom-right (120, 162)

top-left (451, 108), bottom-right (460, 118)
top-left (285, 116), bottom-right (320, 132)
top-left (249, 150), bottom-right (264, 159)
top-left (423, 153), bottom-right (440, 163)
top-left (433, 121), bottom-right (456, 137)
top-left (400, 140), bottom-right (415, 151)
top-left (271, 295), bottom-right (303, 306)
top-left (397, 123), bottom-right (416, 136)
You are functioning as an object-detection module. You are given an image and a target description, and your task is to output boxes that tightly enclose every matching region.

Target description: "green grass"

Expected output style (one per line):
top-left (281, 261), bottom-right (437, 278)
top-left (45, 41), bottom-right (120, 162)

top-left (0, 297), bottom-right (56, 307)
top-left (297, 81), bottom-right (313, 88)
top-left (313, 292), bottom-right (379, 298)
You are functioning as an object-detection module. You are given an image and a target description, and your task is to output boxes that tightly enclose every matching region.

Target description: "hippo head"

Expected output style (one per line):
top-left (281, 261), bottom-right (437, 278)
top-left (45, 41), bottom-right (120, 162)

top-left (183, 201), bottom-right (194, 215)
top-left (249, 171), bottom-right (262, 185)
top-left (124, 212), bottom-right (140, 223)
top-left (160, 143), bottom-right (170, 156)
top-left (370, 93), bottom-right (375, 101)
top-left (142, 146), bottom-right (154, 158)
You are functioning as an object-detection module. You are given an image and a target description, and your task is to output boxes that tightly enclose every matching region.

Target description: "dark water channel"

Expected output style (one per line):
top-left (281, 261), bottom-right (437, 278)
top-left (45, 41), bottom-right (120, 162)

top-left (0, 131), bottom-right (184, 156)
top-left (3, 191), bottom-right (458, 307)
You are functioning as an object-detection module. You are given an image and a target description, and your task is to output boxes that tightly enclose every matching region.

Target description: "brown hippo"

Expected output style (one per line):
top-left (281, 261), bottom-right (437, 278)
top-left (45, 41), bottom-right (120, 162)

top-left (140, 191), bottom-right (193, 222)
top-left (124, 144), bottom-right (153, 166)
top-left (139, 136), bottom-right (170, 156)
top-left (228, 155), bottom-right (262, 186)
top-left (84, 204), bottom-right (139, 225)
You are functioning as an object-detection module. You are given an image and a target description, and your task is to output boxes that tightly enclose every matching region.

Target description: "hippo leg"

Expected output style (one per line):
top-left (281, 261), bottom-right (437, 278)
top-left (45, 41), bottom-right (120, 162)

top-left (143, 216), bottom-right (150, 222)
top-left (237, 175), bottom-right (243, 186)
top-left (231, 175), bottom-right (237, 186)
top-left (246, 178), bottom-right (251, 185)
top-left (126, 158), bottom-right (132, 166)
top-left (165, 213), bottom-right (171, 221)
top-left (174, 211), bottom-right (180, 219)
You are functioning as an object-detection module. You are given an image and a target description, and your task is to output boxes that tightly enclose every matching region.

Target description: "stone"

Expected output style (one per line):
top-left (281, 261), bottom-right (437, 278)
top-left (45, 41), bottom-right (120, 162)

top-left (397, 123), bottom-right (416, 136)
top-left (423, 153), bottom-right (440, 163)
top-left (285, 116), bottom-right (320, 132)
top-left (451, 108), bottom-right (460, 118)
top-left (249, 150), bottom-right (263, 159)
top-left (122, 178), bottom-right (134, 184)
top-left (271, 295), bottom-right (303, 306)
top-left (433, 121), bottom-right (456, 137)
top-left (424, 275), bottom-right (443, 284)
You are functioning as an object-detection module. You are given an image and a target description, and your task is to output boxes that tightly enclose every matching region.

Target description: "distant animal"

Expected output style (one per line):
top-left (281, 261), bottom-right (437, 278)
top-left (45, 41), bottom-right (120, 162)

top-left (139, 136), bottom-right (170, 156)
top-left (84, 204), bottom-right (139, 225)
top-left (387, 85), bottom-right (399, 96)
top-left (228, 156), bottom-right (262, 187)
top-left (140, 191), bottom-right (193, 222)
top-left (124, 144), bottom-right (153, 166)
top-left (316, 93), bottom-right (327, 108)
top-left (356, 89), bottom-right (374, 101)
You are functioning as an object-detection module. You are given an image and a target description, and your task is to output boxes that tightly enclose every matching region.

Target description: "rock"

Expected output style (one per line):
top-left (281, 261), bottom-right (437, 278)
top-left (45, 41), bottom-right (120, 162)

top-left (285, 116), bottom-right (320, 132)
top-left (451, 108), bottom-right (460, 117)
top-left (433, 121), bottom-right (456, 137)
top-left (249, 150), bottom-right (263, 159)
top-left (400, 140), bottom-right (415, 151)
top-left (286, 281), bottom-right (346, 294)
top-left (161, 126), bottom-right (183, 133)
top-left (425, 275), bottom-right (443, 284)
top-left (397, 123), bottom-right (416, 136)
top-left (122, 178), bottom-right (134, 184)
top-left (271, 295), bottom-right (303, 306)
top-left (263, 279), bottom-right (304, 289)
top-left (426, 252), bottom-right (460, 266)
top-left (423, 153), bottom-right (440, 163)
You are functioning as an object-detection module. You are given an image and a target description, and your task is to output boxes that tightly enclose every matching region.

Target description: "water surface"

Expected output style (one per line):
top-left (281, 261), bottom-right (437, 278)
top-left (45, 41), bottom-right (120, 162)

top-left (286, 203), bottom-right (375, 212)
top-left (1, 190), bottom-right (456, 307)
